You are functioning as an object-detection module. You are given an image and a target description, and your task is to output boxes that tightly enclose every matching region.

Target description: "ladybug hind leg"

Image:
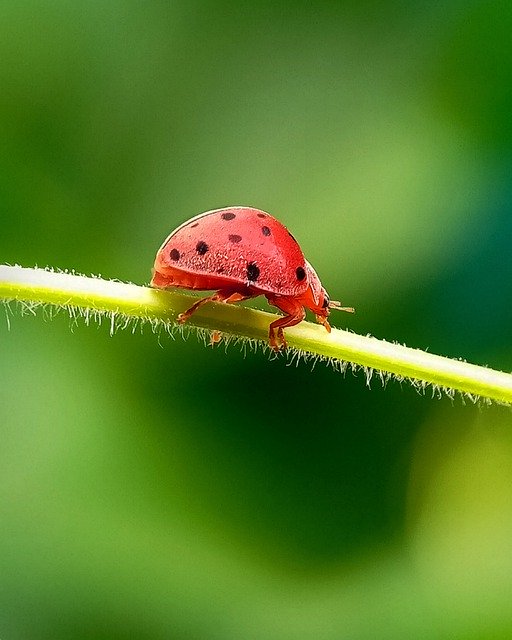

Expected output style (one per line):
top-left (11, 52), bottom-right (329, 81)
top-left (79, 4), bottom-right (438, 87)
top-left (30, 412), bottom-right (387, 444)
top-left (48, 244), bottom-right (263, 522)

top-left (177, 289), bottom-right (255, 324)
top-left (265, 294), bottom-right (306, 351)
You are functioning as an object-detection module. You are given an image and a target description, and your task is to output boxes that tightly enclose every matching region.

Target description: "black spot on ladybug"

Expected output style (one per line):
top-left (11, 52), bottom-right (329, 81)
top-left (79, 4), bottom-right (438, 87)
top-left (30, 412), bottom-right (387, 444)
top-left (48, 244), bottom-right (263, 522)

top-left (257, 213), bottom-right (266, 218)
top-left (190, 222), bottom-right (199, 228)
top-left (261, 226), bottom-right (271, 236)
top-left (169, 248), bottom-right (180, 261)
top-left (228, 234), bottom-right (242, 243)
top-left (221, 212), bottom-right (236, 220)
top-left (247, 262), bottom-right (260, 282)
top-left (296, 266), bottom-right (306, 281)
top-left (196, 240), bottom-right (209, 255)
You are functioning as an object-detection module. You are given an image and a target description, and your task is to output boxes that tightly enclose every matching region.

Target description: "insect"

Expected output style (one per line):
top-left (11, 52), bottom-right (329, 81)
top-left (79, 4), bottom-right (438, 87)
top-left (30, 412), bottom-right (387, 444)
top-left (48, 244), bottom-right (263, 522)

top-left (151, 206), bottom-right (354, 350)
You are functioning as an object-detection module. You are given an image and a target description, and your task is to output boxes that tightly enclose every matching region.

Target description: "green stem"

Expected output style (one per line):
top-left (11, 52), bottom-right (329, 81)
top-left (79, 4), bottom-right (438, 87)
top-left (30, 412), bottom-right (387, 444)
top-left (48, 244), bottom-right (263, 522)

top-left (1, 265), bottom-right (511, 404)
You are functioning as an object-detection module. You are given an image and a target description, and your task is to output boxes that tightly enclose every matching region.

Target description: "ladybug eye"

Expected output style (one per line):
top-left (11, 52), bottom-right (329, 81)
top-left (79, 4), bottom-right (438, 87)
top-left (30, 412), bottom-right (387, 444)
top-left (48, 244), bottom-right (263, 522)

top-left (322, 294), bottom-right (330, 309)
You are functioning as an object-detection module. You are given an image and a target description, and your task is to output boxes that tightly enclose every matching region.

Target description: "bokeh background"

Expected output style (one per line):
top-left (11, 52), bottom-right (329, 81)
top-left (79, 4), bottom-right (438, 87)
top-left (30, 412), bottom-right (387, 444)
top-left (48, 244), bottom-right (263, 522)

top-left (1, 2), bottom-right (512, 638)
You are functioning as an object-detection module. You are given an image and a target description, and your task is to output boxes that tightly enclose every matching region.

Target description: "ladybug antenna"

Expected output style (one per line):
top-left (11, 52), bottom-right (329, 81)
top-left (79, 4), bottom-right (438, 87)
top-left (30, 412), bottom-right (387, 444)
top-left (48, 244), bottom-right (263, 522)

top-left (329, 300), bottom-right (355, 313)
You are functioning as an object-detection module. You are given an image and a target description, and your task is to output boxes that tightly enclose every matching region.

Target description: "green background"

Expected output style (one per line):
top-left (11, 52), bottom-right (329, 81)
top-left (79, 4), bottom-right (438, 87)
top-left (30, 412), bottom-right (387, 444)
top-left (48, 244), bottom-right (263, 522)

top-left (1, 2), bottom-right (512, 638)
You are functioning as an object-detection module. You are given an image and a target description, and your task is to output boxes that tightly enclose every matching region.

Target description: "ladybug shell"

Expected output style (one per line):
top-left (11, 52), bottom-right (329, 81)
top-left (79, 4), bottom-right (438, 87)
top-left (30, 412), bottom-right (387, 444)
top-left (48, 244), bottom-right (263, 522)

top-left (153, 207), bottom-right (309, 297)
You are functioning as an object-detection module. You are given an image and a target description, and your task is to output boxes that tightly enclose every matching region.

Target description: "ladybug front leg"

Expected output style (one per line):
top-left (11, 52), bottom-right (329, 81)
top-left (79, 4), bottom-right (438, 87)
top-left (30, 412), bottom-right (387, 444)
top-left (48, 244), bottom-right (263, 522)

top-left (265, 294), bottom-right (306, 351)
top-left (177, 289), bottom-right (255, 324)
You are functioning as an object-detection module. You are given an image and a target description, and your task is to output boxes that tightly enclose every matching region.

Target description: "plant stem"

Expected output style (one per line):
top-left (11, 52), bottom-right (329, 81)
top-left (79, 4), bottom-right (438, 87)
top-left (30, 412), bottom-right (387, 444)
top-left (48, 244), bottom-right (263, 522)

top-left (1, 265), bottom-right (511, 404)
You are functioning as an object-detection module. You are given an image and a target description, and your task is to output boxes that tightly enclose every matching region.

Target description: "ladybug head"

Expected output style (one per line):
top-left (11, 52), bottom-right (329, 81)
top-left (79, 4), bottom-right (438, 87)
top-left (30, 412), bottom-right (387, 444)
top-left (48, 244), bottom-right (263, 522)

top-left (302, 261), bottom-right (354, 332)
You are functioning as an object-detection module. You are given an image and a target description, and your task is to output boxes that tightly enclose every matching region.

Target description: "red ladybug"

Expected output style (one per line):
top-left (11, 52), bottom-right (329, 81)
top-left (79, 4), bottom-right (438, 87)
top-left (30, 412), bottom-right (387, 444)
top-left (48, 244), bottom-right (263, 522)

top-left (151, 206), bottom-right (354, 350)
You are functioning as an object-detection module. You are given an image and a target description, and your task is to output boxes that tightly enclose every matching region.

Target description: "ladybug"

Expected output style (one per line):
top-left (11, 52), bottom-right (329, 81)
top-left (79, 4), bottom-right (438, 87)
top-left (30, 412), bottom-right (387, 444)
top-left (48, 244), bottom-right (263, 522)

top-left (151, 206), bottom-right (354, 350)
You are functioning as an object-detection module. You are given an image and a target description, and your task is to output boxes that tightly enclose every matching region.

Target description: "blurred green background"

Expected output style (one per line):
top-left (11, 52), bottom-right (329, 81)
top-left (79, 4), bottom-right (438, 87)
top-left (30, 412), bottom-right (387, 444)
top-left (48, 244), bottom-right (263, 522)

top-left (1, 2), bottom-right (512, 638)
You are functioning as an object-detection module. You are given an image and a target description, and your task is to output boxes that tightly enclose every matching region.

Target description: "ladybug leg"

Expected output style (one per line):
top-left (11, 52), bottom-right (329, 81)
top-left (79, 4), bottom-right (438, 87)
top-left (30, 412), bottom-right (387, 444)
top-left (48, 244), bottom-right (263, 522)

top-left (177, 289), bottom-right (255, 324)
top-left (265, 294), bottom-right (306, 351)
top-left (315, 315), bottom-right (332, 332)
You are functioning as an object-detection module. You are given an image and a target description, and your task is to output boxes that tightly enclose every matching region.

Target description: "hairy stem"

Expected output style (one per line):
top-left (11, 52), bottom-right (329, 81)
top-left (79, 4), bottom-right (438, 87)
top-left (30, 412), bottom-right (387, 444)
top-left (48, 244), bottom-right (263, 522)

top-left (1, 265), bottom-right (511, 404)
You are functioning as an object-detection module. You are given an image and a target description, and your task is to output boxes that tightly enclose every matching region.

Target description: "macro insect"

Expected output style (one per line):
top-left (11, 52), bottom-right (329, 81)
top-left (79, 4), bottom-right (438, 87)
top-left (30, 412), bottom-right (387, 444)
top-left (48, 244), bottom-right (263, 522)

top-left (151, 206), bottom-right (354, 350)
